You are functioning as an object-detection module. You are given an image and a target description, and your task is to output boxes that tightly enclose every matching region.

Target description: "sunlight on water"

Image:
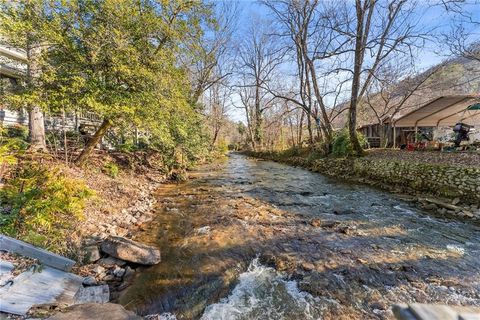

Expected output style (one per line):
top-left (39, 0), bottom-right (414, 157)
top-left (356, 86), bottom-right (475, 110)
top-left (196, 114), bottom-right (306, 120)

top-left (200, 258), bottom-right (323, 320)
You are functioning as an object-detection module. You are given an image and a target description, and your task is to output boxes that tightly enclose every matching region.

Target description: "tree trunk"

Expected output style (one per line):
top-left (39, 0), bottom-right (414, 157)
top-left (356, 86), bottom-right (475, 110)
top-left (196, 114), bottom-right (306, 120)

top-left (306, 114), bottom-right (313, 145)
top-left (298, 111), bottom-right (304, 146)
top-left (348, 1), bottom-right (368, 156)
top-left (254, 84), bottom-right (263, 150)
top-left (28, 106), bottom-right (47, 151)
top-left (244, 105), bottom-right (256, 151)
top-left (254, 114), bottom-right (262, 150)
top-left (211, 126), bottom-right (220, 147)
top-left (75, 118), bottom-right (112, 166)
top-left (348, 100), bottom-right (363, 155)
top-left (379, 123), bottom-right (388, 148)
top-left (305, 58), bottom-right (332, 140)
top-left (26, 40), bottom-right (47, 151)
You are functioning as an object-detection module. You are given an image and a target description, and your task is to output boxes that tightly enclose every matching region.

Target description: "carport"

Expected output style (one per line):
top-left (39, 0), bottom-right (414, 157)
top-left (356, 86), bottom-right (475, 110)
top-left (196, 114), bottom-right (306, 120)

top-left (391, 95), bottom-right (480, 147)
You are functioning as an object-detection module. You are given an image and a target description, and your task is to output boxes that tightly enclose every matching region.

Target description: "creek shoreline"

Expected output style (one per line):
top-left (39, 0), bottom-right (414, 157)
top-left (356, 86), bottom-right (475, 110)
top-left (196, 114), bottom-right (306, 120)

top-left (117, 153), bottom-right (480, 319)
top-left (2, 154), bottom-right (476, 319)
top-left (0, 152), bottom-right (168, 319)
top-left (242, 150), bottom-right (480, 224)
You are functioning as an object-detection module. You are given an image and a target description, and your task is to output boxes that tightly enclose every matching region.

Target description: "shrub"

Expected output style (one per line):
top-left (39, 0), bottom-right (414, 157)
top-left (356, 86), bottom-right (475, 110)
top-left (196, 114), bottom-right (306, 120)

top-left (115, 138), bottom-right (149, 153)
top-left (332, 129), bottom-right (368, 157)
top-left (6, 125), bottom-right (28, 140)
top-left (281, 146), bottom-right (301, 158)
top-left (103, 161), bottom-right (120, 178)
top-left (217, 139), bottom-right (229, 155)
top-left (116, 142), bottom-right (136, 153)
top-left (0, 127), bottom-right (28, 178)
top-left (0, 162), bottom-right (94, 255)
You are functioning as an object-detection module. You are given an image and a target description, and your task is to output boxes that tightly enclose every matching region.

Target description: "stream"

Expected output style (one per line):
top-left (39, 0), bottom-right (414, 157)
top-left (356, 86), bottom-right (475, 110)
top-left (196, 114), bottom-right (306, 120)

top-left (120, 153), bottom-right (480, 320)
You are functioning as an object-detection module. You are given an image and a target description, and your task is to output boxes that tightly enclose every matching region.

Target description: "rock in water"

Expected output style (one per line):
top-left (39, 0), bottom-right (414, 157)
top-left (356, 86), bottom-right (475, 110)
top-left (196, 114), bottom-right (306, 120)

top-left (47, 303), bottom-right (141, 320)
top-left (101, 236), bottom-right (161, 265)
top-left (310, 218), bottom-right (322, 227)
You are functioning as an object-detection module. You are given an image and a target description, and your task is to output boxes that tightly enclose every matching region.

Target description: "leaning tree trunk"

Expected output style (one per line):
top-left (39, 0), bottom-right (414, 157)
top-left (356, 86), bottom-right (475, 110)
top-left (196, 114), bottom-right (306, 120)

top-left (28, 106), bottom-right (47, 151)
top-left (75, 118), bottom-right (112, 166)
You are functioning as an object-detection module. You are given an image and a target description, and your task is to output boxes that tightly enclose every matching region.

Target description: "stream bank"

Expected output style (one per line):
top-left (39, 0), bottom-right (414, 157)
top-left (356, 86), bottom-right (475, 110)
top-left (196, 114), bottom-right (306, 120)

top-left (119, 153), bottom-right (480, 320)
top-left (0, 151), bottom-right (166, 319)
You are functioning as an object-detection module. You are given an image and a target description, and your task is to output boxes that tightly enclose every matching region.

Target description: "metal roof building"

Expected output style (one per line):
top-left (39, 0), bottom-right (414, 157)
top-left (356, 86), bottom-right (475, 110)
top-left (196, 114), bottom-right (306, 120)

top-left (386, 95), bottom-right (480, 147)
top-left (391, 95), bottom-right (480, 128)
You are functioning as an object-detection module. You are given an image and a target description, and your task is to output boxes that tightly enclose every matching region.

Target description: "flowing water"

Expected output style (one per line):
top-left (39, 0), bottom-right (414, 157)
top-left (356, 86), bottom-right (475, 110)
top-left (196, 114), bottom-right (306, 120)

top-left (200, 258), bottom-right (323, 320)
top-left (121, 153), bottom-right (480, 320)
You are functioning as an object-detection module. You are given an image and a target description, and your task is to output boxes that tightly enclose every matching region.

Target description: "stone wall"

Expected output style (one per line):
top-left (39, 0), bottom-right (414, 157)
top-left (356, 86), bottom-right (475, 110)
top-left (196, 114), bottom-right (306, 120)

top-left (350, 158), bottom-right (479, 203)
top-left (246, 152), bottom-right (480, 204)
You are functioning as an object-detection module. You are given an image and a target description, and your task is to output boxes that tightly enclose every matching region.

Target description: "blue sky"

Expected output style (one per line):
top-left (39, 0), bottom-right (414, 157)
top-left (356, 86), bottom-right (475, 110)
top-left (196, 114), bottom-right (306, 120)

top-left (223, 0), bottom-right (480, 122)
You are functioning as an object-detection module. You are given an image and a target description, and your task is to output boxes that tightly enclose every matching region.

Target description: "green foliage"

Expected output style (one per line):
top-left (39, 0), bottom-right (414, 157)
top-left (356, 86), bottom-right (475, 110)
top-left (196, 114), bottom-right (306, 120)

top-left (103, 161), bottom-right (119, 179)
top-left (1, 0), bottom-right (216, 166)
top-left (147, 105), bottom-right (211, 170)
top-left (0, 126), bottom-right (29, 170)
top-left (217, 139), bottom-right (229, 155)
top-left (0, 162), bottom-right (94, 254)
top-left (0, 0), bottom-right (62, 113)
top-left (280, 146), bottom-right (301, 158)
top-left (114, 137), bottom-right (149, 153)
top-left (5, 125), bottom-right (28, 140)
top-left (115, 142), bottom-right (137, 153)
top-left (332, 129), bottom-right (369, 157)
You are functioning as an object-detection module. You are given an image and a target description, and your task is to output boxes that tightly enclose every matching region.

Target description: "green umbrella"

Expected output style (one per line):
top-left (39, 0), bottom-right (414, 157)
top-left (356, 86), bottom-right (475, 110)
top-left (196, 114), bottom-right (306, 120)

top-left (467, 103), bottom-right (480, 110)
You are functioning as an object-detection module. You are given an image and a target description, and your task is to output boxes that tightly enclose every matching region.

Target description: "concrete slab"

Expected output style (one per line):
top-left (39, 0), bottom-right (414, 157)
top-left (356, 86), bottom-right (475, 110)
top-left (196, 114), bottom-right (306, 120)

top-left (0, 265), bottom-right (83, 315)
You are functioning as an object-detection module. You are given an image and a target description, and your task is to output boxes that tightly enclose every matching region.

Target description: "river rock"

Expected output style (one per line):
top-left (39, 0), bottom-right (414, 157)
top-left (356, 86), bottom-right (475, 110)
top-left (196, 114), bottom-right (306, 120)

top-left (83, 245), bottom-right (101, 263)
top-left (422, 203), bottom-right (437, 211)
top-left (82, 276), bottom-right (97, 286)
top-left (98, 256), bottom-right (127, 267)
top-left (74, 285), bottom-right (110, 304)
top-left (93, 265), bottom-right (106, 276)
top-left (103, 274), bottom-right (115, 281)
top-left (310, 219), bottom-right (322, 227)
top-left (113, 266), bottom-right (126, 278)
top-left (47, 303), bottom-right (141, 320)
top-left (301, 262), bottom-right (315, 271)
top-left (101, 236), bottom-right (161, 265)
top-left (332, 207), bottom-right (354, 215)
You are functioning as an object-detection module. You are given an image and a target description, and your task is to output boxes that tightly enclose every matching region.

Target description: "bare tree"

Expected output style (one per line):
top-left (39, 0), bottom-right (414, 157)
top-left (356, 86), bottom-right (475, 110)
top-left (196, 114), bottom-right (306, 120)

top-left (343, 0), bottom-right (426, 155)
top-left (441, 0), bottom-right (480, 62)
top-left (235, 18), bottom-right (286, 150)
top-left (364, 59), bottom-right (439, 146)
top-left (189, 1), bottom-right (239, 105)
top-left (204, 67), bottom-right (233, 147)
top-left (262, 0), bottom-right (348, 144)
top-left (235, 78), bottom-right (257, 150)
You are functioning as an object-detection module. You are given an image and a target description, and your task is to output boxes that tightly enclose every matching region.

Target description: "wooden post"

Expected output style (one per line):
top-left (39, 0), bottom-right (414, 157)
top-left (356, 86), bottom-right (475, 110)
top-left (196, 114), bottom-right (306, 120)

top-left (393, 125), bottom-right (396, 148)
top-left (63, 109), bottom-right (67, 164)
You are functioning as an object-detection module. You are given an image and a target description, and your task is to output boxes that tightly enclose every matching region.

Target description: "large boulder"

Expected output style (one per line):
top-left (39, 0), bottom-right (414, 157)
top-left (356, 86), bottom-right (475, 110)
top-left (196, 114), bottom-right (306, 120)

top-left (101, 236), bottom-right (160, 265)
top-left (47, 303), bottom-right (141, 320)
